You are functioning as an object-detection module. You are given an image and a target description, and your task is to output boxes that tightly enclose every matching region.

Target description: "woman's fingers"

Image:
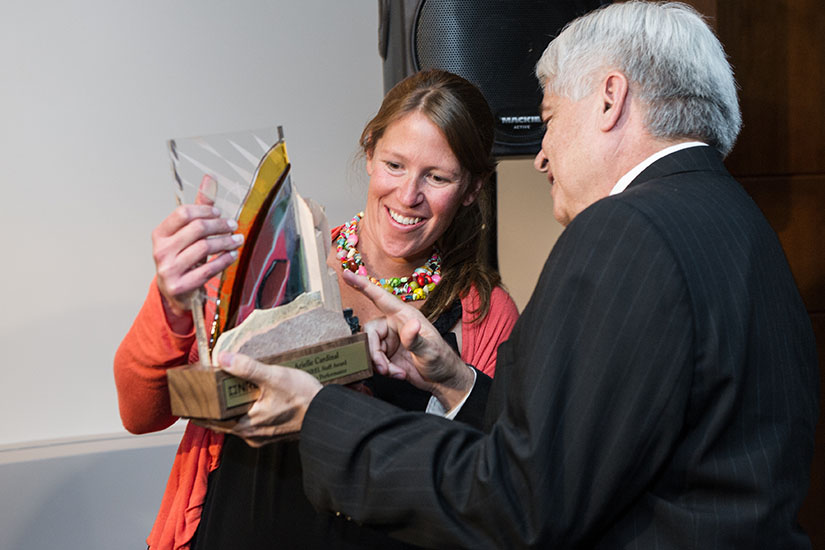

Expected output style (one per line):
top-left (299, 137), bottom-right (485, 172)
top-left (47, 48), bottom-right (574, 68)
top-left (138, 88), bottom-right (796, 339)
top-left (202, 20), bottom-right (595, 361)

top-left (168, 250), bottom-right (239, 295)
top-left (154, 210), bottom-right (238, 257)
top-left (173, 230), bottom-right (243, 273)
top-left (195, 174), bottom-right (218, 206)
top-left (153, 203), bottom-right (222, 241)
top-left (155, 175), bottom-right (229, 246)
top-left (151, 176), bottom-right (242, 311)
top-left (153, 224), bottom-right (241, 310)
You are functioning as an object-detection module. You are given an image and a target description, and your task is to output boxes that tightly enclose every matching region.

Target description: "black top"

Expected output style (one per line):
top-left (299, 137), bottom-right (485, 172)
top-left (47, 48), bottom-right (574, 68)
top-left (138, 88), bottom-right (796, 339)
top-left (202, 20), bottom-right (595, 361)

top-left (192, 301), bottom-right (463, 550)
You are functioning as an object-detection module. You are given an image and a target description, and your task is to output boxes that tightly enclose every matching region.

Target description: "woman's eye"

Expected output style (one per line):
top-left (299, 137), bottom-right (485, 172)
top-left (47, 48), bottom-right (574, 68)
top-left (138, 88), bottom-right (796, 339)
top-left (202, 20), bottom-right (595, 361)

top-left (385, 161), bottom-right (402, 171)
top-left (428, 173), bottom-right (451, 185)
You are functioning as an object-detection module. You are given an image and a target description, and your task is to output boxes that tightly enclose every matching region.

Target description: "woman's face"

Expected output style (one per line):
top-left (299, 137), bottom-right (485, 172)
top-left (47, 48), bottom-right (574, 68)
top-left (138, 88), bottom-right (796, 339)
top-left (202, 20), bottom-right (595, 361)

top-left (361, 111), bottom-right (480, 266)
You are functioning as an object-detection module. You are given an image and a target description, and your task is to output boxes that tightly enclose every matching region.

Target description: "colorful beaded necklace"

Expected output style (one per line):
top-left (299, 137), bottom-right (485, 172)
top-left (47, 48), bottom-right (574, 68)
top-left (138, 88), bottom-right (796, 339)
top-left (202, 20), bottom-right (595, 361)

top-left (336, 212), bottom-right (442, 302)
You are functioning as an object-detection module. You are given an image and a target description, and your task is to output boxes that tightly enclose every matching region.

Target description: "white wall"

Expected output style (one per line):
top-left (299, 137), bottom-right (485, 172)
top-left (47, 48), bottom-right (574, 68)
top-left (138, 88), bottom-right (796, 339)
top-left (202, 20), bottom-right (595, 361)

top-left (0, 3), bottom-right (566, 548)
top-left (0, 0), bottom-right (383, 446)
top-left (0, 432), bottom-right (182, 549)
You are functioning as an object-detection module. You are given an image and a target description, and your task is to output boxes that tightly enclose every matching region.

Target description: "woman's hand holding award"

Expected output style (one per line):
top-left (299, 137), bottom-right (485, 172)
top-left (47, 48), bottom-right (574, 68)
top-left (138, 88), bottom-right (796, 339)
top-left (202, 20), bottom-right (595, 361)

top-left (165, 127), bottom-right (372, 421)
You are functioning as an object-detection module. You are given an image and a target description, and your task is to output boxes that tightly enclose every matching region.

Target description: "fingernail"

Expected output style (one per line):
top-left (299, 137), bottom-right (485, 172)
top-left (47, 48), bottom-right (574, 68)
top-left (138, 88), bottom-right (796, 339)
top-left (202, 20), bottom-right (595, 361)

top-left (227, 219), bottom-right (238, 230)
top-left (229, 250), bottom-right (238, 259)
top-left (212, 207), bottom-right (221, 216)
top-left (218, 351), bottom-right (236, 367)
top-left (232, 233), bottom-right (244, 244)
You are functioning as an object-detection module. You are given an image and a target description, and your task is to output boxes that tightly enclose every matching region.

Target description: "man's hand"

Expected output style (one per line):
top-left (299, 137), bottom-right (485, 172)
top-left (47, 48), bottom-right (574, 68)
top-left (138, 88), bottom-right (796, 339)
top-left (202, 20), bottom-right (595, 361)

top-left (342, 270), bottom-right (474, 411)
top-left (201, 352), bottom-right (323, 447)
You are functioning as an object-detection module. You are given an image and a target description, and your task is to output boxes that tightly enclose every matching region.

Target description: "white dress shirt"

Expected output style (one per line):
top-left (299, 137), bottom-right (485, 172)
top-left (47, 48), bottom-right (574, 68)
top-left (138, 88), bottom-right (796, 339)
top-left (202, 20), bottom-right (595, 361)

top-left (609, 142), bottom-right (708, 196)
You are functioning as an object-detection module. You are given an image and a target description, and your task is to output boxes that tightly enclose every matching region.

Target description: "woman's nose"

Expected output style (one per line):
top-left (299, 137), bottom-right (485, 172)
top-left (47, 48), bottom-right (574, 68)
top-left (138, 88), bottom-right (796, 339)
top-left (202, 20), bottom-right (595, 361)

top-left (534, 150), bottom-right (549, 172)
top-left (398, 176), bottom-right (422, 205)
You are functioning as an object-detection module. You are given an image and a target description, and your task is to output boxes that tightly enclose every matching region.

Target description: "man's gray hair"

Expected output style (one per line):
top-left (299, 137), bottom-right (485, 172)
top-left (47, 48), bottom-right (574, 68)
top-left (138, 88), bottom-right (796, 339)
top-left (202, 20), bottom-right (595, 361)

top-left (536, 1), bottom-right (741, 156)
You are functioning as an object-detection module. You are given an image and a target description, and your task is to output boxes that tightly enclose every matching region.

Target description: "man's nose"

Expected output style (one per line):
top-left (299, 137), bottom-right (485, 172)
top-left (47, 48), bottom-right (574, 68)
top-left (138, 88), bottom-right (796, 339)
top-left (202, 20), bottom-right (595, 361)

top-left (534, 150), bottom-right (549, 172)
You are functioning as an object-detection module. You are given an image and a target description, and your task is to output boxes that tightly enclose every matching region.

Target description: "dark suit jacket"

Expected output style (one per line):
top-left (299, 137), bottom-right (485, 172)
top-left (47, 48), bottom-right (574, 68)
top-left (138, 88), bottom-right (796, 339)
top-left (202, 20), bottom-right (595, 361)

top-left (299, 146), bottom-right (819, 549)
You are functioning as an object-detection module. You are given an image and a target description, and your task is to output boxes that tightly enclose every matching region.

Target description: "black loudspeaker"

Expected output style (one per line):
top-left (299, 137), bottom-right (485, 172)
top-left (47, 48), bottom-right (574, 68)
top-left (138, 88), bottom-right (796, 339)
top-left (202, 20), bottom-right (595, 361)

top-left (378, 0), bottom-right (611, 157)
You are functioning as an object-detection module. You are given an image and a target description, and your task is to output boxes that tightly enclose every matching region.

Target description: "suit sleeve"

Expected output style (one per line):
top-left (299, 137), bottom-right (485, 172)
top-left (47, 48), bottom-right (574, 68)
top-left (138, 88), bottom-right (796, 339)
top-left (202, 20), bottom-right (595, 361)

top-left (300, 200), bottom-right (694, 548)
top-left (452, 368), bottom-right (492, 430)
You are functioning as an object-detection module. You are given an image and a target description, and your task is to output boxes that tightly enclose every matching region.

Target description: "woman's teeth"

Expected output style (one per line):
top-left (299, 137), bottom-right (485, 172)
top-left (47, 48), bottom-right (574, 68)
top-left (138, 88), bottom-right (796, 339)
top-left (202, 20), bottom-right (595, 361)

top-left (389, 209), bottom-right (421, 226)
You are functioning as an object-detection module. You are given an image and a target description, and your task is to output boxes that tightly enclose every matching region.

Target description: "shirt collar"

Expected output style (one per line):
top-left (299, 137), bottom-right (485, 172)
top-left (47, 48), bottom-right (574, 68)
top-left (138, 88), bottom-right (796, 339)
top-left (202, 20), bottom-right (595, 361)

top-left (609, 142), bottom-right (708, 196)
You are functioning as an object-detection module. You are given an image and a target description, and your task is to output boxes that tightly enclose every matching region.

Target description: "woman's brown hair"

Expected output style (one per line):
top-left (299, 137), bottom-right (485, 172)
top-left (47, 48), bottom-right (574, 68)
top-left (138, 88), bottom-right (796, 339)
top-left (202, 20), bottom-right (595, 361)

top-left (360, 69), bottom-right (501, 322)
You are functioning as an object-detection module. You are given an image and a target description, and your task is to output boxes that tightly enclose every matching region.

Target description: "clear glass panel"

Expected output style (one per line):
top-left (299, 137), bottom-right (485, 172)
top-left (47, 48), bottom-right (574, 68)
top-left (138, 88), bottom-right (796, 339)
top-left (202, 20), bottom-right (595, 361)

top-left (166, 126), bottom-right (306, 344)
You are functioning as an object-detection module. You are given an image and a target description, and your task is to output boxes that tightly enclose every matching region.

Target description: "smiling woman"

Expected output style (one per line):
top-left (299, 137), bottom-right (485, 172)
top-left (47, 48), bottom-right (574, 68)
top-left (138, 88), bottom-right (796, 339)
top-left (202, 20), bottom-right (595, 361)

top-left (352, 69), bottom-right (504, 324)
top-left (360, 111), bottom-right (475, 273)
top-left (113, 69), bottom-right (519, 550)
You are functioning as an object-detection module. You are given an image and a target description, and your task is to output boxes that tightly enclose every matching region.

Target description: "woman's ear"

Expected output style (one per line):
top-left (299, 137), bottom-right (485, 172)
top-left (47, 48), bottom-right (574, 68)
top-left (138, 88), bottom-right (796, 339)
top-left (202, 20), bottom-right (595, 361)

top-left (365, 149), bottom-right (375, 176)
top-left (462, 177), bottom-right (483, 206)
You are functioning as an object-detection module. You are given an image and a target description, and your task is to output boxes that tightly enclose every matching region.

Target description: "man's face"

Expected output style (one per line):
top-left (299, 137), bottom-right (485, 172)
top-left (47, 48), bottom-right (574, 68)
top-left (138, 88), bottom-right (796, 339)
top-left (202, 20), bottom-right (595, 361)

top-left (533, 86), bottom-right (608, 226)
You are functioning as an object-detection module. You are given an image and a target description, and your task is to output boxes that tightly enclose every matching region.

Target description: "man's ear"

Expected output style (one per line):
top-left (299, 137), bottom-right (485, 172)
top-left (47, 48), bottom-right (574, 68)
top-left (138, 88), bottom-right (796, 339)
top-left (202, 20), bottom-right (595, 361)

top-left (462, 177), bottom-right (483, 206)
top-left (599, 71), bottom-right (629, 132)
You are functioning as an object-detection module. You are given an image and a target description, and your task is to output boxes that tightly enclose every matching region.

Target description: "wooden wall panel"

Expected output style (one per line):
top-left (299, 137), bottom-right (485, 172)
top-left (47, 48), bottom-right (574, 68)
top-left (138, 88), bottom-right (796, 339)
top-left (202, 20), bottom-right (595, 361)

top-left (715, 0), bottom-right (825, 176)
top-left (741, 175), bottom-right (825, 312)
top-left (686, 0), bottom-right (716, 22)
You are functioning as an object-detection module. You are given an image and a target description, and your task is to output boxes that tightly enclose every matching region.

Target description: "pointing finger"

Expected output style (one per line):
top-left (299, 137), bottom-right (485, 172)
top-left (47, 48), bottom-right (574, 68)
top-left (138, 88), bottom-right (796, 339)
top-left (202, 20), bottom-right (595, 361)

top-left (341, 269), bottom-right (406, 317)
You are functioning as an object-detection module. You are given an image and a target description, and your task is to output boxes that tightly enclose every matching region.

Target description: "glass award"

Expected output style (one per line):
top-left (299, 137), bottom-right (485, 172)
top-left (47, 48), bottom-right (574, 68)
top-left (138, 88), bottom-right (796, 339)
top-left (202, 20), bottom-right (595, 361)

top-left (165, 127), bottom-right (371, 421)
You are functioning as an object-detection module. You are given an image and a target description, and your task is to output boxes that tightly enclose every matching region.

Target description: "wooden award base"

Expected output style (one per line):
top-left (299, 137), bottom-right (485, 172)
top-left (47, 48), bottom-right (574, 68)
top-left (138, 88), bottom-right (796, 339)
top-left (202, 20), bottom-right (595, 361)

top-left (167, 332), bottom-right (372, 420)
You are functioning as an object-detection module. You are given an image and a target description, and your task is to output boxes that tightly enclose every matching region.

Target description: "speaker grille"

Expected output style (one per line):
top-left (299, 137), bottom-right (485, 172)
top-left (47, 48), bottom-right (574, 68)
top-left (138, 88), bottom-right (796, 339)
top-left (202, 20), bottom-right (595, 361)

top-left (414, 0), bottom-right (609, 154)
